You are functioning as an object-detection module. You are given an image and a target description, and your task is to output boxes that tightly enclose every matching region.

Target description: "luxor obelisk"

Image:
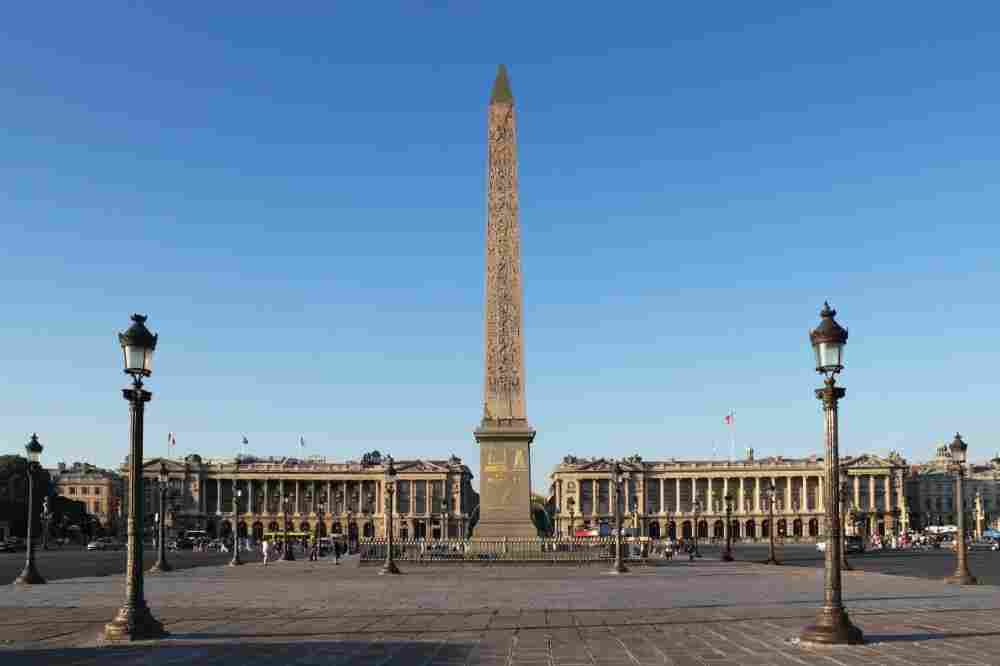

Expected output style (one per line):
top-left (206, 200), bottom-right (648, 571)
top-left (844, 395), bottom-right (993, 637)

top-left (474, 64), bottom-right (537, 538)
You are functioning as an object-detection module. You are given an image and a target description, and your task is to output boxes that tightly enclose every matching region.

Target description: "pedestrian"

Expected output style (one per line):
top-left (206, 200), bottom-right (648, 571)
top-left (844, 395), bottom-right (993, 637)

top-left (334, 540), bottom-right (341, 565)
top-left (262, 538), bottom-right (270, 566)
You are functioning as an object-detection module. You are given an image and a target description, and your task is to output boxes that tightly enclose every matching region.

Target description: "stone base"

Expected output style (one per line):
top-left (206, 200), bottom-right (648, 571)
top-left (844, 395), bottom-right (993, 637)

top-left (799, 605), bottom-right (864, 646)
top-left (14, 563), bottom-right (45, 585)
top-left (474, 421), bottom-right (536, 539)
top-left (103, 603), bottom-right (168, 642)
top-left (148, 560), bottom-right (172, 574)
top-left (379, 560), bottom-right (401, 575)
top-left (945, 572), bottom-right (978, 585)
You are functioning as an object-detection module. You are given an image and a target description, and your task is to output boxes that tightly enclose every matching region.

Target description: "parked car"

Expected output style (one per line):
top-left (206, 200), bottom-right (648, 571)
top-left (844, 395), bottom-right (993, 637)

top-left (817, 536), bottom-right (865, 554)
top-left (87, 537), bottom-right (123, 551)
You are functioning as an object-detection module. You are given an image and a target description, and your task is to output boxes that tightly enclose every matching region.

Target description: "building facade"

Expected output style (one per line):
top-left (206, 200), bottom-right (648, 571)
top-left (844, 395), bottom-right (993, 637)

top-left (906, 443), bottom-right (1000, 533)
top-left (549, 451), bottom-right (909, 542)
top-left (52, 462), bottom-right (123, 531)
top-left (124, 451), bottom-right (478, 542)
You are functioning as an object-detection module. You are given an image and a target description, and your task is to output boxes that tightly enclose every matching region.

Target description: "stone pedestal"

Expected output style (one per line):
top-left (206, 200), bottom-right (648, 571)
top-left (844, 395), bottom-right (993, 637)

top-left (474, 420), bottom-right (537, 538)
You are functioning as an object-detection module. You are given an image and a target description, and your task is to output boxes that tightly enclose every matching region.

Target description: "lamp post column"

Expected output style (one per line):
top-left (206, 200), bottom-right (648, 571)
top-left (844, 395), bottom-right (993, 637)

top-left (380, 456), bottom-right (400, 575)
top-left (230, 481), bottom-right (243, 567)
top-left (722, 494), bottom-right (734, 562)
top-left (15, 437), bottom-right (45, 586)
top-left (765, 486), bottom-right (779, 565)
top-left (946, 443), bottom-right (976, 585)
top-left (104, 373), bottom-right (167, 639)
top-left (149, 461), bottom-right (172, 574)
top-left (608, 462), bottom-right (628, 574)
top-left (800, 376), bottom-right (863, 645)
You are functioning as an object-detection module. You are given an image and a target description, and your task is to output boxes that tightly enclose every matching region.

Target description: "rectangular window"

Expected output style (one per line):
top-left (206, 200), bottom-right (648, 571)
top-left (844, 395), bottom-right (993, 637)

top-left (580, 479), bottom-right (593, 515)
top-left (69, 487), bottom-right (76, 495)
top-left (397, 481), bottom-right (410, 515)
top-left (646, 479), bottom-right (661, 514)
top-left (413, 480), bottom-right (427, 515)
top-left (94, 487), bottom-right (101, 495)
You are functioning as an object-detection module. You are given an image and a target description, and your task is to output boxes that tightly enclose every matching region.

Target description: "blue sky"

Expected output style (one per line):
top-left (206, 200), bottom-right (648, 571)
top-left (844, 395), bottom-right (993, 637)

top-left (2, 5), bottom-right (999, 492)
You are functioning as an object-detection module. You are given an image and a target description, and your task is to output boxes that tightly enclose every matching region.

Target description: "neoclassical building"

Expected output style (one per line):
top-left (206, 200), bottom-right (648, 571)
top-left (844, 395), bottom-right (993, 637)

top-left (124, 451), bottom-right (478, 542)
top-left (906, 441), bottom-right (1000, 532)
top-left (52, 462), bottom-right (123, 531)
top-left (549, 451), bottom-right (909, 542)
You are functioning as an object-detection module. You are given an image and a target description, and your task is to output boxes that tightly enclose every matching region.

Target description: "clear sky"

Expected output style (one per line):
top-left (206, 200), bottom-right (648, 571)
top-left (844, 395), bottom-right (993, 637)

top-left (2, 4), bottom-right (998, 492)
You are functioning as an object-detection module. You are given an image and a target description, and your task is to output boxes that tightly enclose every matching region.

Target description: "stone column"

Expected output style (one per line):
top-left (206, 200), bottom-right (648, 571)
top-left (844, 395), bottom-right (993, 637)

top-left (818, 475), bottom-right (825, 512)
top-left (660, 477), bottom-right (665, 514)
top-left (884, 475), bottom-right (891, 512)
top-left (853, 476), bottom-right (860, 508)
top-left (754, 477), bottom-right (760, 513)
top-left (785, 477), bottom-right (792, 513)
top-left (869, 475), bottom-right (876, 512)
top-left (216, 479), bottom-right (222, 514)
top-left (738, 478), bottom-right (744, 514)
top-left (691, 478), bottom-right (697, 510)
top-left (675, 479), bottom-right (681, 513)
top-left (247, 480), bottom-right (253, 514)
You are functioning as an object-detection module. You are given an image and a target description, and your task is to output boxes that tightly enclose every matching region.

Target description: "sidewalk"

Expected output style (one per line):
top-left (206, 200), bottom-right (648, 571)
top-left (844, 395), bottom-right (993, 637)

top-left (2, 559), bottom-right (999, 664)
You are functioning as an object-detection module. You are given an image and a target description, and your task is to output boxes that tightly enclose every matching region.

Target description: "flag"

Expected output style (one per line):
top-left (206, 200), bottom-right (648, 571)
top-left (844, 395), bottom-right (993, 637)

top-left (299, 436), bottom-right (306, 449)
top-left (724, 411), bottom-right (734, 426)
top-left (242, 436), bottom-right (249, 446)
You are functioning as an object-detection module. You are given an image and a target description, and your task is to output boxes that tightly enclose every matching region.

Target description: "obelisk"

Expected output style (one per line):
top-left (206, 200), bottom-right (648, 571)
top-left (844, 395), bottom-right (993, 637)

top-left (474, 64), bottom-right (537, 538)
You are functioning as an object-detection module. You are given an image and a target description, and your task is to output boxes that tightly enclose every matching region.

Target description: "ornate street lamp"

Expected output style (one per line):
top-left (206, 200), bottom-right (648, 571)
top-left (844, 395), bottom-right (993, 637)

top-left (14, 434), bottom-right (46, 585)
top-left (945, 433), bottom-right (976, 585)
top-left (763, 484), bottom-right (779, 565)
top-left (380, 455), bottom-right (400, 575)
top-left (692, 499), bottom-right (703, 558)
top-left (607, 461), bottom-right (628, 574)
top-left (104, 314), bottom-right (167, 641)
top-left (230, 471), bottom-right (243, 567)
top-left (800, 303), bottom-right (863, 646)
top-left (149, 461), bottom-right (172, 573)
top-left (41, 495), bottom-right (52, 551)
top-left (722, 494), bottom-right (734, 562)
top-left (839, 480), bottom-right (852, 571)
top-left (281, 494), bottom-right (295, 561)
top-left (567, 497), bottom-right (576, 536)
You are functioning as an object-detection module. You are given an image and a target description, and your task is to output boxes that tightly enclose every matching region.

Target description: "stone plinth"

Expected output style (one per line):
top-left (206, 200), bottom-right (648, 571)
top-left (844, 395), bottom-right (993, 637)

top-left (474, 420), bottom-right (537, 538)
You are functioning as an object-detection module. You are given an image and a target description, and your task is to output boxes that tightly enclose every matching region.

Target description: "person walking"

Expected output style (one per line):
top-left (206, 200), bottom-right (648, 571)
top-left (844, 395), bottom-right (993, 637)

top-left (262, 538), bottom-right (270, 566)
top-left (334, 540), bottom-right (341, 565)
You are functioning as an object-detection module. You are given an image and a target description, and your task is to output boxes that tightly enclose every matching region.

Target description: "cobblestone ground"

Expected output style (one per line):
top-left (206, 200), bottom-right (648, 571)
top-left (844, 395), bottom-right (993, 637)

top-left (2, 558), bottom-right (999, 664)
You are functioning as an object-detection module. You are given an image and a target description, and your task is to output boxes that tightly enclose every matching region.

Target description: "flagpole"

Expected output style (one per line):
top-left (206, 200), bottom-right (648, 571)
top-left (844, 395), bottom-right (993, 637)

top-left (730, 408), bottom-right (736, 461)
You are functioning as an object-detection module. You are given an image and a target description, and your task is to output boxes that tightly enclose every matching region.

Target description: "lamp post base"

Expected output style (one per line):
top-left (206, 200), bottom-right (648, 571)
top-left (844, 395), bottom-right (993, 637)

top-left (764, 556), bottom-right (780, 565)
top-left (148, 560), bottom-right (172, 574)
top-left (945, 572), bottom-right (977, 585)
top-left (721, 551), bottom-right (734, 562)
top-left (605, 562), bottom-right (629, 575)
top-left (14, 563), bottom-right (45, 586)
top-left (103, 604), bottom-right (168, 642)
top-left (379, 560), bottom-right (401, 575)
top-left (799, 606), bottom-right (864, 646)
top-left (281, 551), bottom-right (295, 562)
top-left (228, 558), bottom-right (244, 567)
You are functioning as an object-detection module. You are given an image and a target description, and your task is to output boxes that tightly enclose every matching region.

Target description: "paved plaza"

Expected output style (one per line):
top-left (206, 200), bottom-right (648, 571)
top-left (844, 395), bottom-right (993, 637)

top-left (3, 550), bottom-right (1000, 665)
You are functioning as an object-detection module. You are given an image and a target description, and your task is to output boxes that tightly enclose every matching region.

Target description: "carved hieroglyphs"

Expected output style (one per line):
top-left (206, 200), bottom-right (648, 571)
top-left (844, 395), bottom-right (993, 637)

top-left (474, 65), bottom-right (538, 538)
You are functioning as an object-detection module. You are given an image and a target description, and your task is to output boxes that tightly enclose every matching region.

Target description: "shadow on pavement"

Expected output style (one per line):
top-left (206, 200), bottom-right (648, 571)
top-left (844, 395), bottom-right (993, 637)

top-left (0, 639), bottom-right (478, 665)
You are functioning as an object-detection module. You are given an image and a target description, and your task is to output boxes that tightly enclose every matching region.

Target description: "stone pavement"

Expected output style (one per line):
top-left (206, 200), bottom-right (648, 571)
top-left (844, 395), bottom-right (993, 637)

top-left (2, 557), bottom-right (1000, 664)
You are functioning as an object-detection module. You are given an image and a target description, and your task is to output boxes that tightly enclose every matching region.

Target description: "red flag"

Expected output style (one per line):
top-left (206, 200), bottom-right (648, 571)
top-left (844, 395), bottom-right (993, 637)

top-left (724, 412), bottom-right (734, 425)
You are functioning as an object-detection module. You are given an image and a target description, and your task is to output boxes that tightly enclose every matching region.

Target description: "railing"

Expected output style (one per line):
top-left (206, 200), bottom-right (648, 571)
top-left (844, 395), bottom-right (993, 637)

top-left (358, 538), bottom-right (670, 564)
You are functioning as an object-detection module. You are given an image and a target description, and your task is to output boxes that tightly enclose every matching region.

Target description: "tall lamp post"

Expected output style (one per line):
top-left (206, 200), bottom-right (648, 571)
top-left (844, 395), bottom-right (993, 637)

top-left (230, 476), bottom-right (243, 567)
top-left (800, 302), bottom-right (863, 646)
top-left (764, 484), bottom-right (779, 565)
top-left (15, 434), bottom-right (46, 586)
top-left (281, 494), bottom-right (295, 561)
top-left (945, 433), bottom-right (976, 585)
top-left (380, 455), bottom-right (400, 574)
top-left (722, 494), bottom-right (734, 562)
top-left (104, 314), bottom-right (166, 641)
top-left (692, 499), bottom-right (702, 558)
top-left (149, 461), bottom-right (172, 573)
top-left (567, 497), bottom-right (576, 537)
top-left (608, 461), bottom-right (628, 574)
top-left (839, 480), bottom-right (852, 571)
top-left (41, 496), bottom-right (52, 551)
